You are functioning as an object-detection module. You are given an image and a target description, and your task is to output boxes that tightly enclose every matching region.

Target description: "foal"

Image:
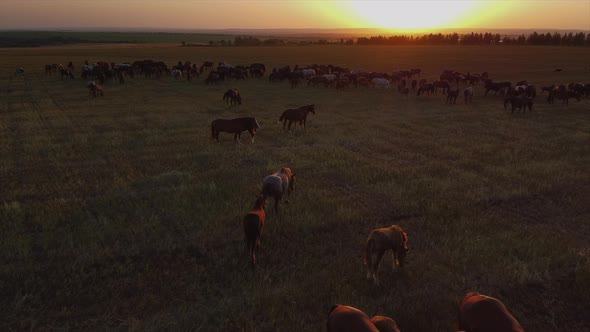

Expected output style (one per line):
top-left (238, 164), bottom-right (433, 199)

top-left (364, 225), bottom-right (409, 285)
top-left (243, 195), bottom-right (267, 268)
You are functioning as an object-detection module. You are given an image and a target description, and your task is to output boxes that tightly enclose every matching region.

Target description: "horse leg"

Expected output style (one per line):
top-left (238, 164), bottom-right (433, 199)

top-left (288, 120), bottom-right (293, 131)
top-left (373, 251), bottom-right (385, 285)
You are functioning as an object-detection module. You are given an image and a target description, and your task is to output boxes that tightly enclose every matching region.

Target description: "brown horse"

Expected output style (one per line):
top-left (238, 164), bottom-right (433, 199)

top-left (457, 291), bottom-right (524, 332)
top-left (211, 117), bottom-right (260, 143)
top-left (365, 225), bottom-right (409, 285)
top-left (261, 167), bottom-right (295, 212)
top-left (222, 88), bottom-right (242, 105)
top-left (87, 82), bottom-right (103, 97)
top-left (327, 305), bottom-right (400, 332)
top-left (279, 104), bottom-right (315, 131)
top-left (243, 195), bottom-right (267, 268)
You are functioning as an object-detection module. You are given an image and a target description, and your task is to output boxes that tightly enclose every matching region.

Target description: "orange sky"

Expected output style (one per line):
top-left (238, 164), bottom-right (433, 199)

top-left (0, 0), bottom-right (589, 31)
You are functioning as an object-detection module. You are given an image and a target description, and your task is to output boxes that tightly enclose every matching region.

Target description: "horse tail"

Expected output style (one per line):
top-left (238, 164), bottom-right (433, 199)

top-left (211, 123), bottom-right (216, 139)
top-left (244, 214), bottom-right (260, 269)
top-left (364, 238), bottom-right (374, 266)
top-left (279, 111), bottom-right (286, 122)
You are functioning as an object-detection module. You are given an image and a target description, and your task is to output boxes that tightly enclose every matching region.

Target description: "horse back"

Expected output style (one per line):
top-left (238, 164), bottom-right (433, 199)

top-left (262, 175), bottom-right (283, 197)
top-left (459, 295), bottom-right (524, 332)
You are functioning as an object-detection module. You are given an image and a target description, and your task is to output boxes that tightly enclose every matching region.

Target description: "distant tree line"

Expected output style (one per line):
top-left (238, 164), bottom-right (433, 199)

top-left (357, 31), bottom-right (590, 46)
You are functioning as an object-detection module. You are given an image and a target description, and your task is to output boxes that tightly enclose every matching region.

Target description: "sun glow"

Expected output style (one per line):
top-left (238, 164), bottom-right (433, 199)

top-left (348, 1), bottom-right (483, 31)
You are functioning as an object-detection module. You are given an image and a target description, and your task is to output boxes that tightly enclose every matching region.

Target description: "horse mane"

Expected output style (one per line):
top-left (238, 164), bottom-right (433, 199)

top-left (462, 291), bottom-right (480, 304)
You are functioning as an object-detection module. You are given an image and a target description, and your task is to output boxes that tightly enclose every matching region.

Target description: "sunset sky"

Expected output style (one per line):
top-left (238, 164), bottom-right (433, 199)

top-left (1, 0), bottom-right (589, 31)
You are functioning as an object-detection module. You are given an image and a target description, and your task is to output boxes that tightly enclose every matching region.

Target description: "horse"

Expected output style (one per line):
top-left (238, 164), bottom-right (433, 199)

top-left (171, 69), bottom-right (182, 80)
top-left (15, 68), bottom-right (25, 76)
top-left (372, 316), bottom-right (401, 332)
top-left (211, 117), bottom-right (260, 143)
top-left (87, 82), bottom-right (103, 97)
top-left (44, 64), bottom-right (52, 75)
top-left (222, 88), bottom-right (242, 105)
top-left (548, 90), bottom-right (579, 105)
top-left (261, 167), bottom-right (295, 213)
top-left (484, 81), bottom-right (511, 96)
top-left (327, 305), bottom-right (400, 332)
top-left (371, 77), bottom-right (390, 88)
top-left (399, 87), bottom-right (409, 97)
top-left (279, 104), bottom-right (315, 131)
top-left (60, 68), bottom-right (74, 80)
top-left (433, 80), bottom-right (450, 95)
top-left (244, 195), bottom-right (267, 268)
top-left (457, 291), bottom-right (524, 332)
top-left (464, 87), bottom-right (474, 104)
top-left (446, 89), bottom-right (459, 104)
top-left (417, 83), bottom-right (434, 96)
top-left (504, 96), bottom-right (533, 113)
top-left (365, 225), bottom-right (408, 285)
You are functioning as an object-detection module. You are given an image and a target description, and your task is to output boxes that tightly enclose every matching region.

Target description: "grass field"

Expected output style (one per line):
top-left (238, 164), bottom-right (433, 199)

top-left (1, 44), bottom-right (589, 331)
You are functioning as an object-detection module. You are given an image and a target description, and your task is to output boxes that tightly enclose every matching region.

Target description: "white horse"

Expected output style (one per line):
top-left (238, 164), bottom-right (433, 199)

top-left (301, 68), bottom-right (315, 78)
top-left (172, 69), bottom-right (182, 80)
top-left (371, 77), bottom-right (390, 88)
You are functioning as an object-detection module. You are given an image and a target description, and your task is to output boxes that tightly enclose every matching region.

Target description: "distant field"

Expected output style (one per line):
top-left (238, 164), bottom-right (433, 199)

top-left (0, 31), bottom-right (237, 47)
top-left (0, 45), bottom-right (589, 331)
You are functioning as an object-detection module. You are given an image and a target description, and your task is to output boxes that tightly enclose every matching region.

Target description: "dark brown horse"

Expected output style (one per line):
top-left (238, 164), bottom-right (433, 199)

top-left (211, 117), bottom-right (260, 143)
top-left (457, 291), bottom-right (524, 332)
top-left (279, 104), bottom-right (315, 131)
top-left (222, 88), bottom-right (242, 105)
top-left (244, 195), bottom-right (267, 268)
top-left (446, 89), bottom-right (459, 104)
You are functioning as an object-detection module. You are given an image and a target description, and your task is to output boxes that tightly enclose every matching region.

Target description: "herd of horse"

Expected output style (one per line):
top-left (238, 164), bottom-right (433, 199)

top-left (42, 59), bottom-right (589, 116)
top-left (33, 58), bottom-right (586, 330)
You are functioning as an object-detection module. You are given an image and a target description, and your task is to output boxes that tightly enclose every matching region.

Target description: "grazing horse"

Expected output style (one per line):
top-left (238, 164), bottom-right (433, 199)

top-left (261, 167), bottom-right (295, 213)
top-left (222, 88), bottom-right (242, 105)
top-left (211, 117), bottom-right (260, 143)
top-left (279, 104), bottom-right (315, 131)
top-left (87, 82), bottom-right (103, 97)
top-left (244, 195), bottom-right (267, 268)
top-left (365, 225), bottom-right (408, 285)
top-left (457, 292), bottom-right (524, 332)
top-left (504, 96), bottom-right (533, 113)
top-left (60, 68), bottom-right (74, 80)
top-left (417, 83), bottom-right (434, 96)
top-left (548, 90), bottom-right (579, 105)
top-left (327, 305), bottom-right (400, 332)
top-left (446, 89), bottom-right (459, 104)
top-left (464, 87), bottom-right (474, 104)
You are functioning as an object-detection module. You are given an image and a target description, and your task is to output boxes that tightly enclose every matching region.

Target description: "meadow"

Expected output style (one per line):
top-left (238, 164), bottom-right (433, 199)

top-left (0, 44), bottom-right (589, 331)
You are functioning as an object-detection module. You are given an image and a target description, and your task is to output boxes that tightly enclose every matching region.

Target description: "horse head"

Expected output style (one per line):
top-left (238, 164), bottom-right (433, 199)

top-left (252, 117), bottom-right (260, 129)
top-left (254, 194), bottom-right (267, 210)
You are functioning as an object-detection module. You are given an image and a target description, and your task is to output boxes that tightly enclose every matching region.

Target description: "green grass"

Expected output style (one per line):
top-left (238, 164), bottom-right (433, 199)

top-left (0, 45), bottom-right (589, 331)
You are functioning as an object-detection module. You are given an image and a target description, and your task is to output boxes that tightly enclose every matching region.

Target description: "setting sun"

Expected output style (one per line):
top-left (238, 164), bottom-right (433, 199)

top-left (347, 0), bottom-right (482, 30)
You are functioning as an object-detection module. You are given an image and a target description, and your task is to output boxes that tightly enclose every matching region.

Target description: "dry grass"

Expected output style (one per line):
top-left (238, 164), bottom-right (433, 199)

top-left (0, 44), bottom-right (589, 331)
